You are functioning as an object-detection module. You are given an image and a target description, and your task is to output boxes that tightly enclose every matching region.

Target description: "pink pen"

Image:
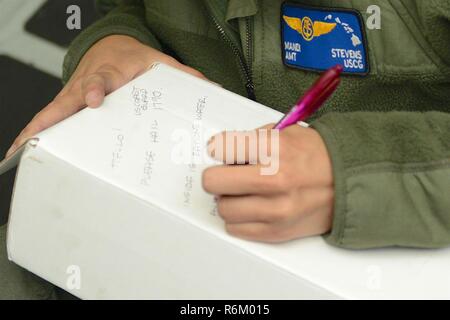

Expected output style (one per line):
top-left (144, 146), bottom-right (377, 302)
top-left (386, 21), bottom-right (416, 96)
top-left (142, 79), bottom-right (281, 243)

top-left (274, 65), bottom-right (343, 130)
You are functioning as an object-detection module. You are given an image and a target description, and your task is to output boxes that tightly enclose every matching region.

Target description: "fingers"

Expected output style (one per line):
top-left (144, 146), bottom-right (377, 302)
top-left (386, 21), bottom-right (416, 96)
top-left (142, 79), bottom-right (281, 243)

top-left (203, 165), bottom-right (289, 195)
top-left (217, 194), bottom-right (295, 223)
top-left (225, 222), bottom-right (280, 243)
top-left (207, 125), bottom-right (277, 165)
top-left (217, 187), bottom-right (333, 224)
top-left (6, 91), bottom-right (84, 158)
top-left (225, 213), bottom-right (330, 243)
top-left (225, 221), bottom-right (304, 243)
top-left (225, 206), bottom-right (333, 243)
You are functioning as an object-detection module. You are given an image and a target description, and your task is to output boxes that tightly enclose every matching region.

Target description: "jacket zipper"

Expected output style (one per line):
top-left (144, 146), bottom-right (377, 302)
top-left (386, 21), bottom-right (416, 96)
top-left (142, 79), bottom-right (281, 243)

top-left (245, 17), bottom-right (254, 86)
top-left (210, 15), bottom-right (256, 101)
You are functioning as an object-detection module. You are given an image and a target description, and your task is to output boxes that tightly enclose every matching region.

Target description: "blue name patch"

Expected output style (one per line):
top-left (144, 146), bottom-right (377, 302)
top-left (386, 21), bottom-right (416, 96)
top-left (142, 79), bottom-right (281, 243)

top-left (281, 3), bottom-right (369, 75)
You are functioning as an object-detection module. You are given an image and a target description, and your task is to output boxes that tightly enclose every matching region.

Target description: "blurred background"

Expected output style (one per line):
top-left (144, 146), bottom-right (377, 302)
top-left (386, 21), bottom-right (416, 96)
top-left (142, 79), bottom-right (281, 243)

top-left (0, 0), bottom-right (100, 224)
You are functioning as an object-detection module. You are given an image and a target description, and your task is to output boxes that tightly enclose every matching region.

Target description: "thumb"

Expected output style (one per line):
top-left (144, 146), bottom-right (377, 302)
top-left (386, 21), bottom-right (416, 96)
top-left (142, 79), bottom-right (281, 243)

top-left (82, 65), bottom-right (127, 108)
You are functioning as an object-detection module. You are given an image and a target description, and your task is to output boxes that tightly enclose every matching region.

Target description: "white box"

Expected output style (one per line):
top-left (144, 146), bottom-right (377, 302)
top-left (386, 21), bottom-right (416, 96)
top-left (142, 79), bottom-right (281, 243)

top-left (1, 63), bottom-right (450, 299)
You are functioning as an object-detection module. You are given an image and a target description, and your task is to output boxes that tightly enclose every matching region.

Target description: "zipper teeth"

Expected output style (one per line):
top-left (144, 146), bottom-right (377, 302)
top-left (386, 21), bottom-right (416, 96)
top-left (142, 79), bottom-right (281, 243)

top-left (245, 17), bottom-right (253, 79)
top-left (210, 15), bottom-right (255, 99)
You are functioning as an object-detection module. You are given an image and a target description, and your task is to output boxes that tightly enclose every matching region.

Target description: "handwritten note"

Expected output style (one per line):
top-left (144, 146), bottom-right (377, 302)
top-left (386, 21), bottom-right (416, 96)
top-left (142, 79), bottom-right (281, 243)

top-left (41, 63), bottom-right (282, 229)
top-left (132, 86), bottom-right (164, 116)
top-left (111, 128), bottom-right (125, 169)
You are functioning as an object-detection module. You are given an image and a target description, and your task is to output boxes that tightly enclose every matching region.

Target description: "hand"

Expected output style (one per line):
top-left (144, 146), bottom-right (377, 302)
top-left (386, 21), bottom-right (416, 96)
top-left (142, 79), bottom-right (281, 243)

top-left (5, 35), bottom-right (208, 158)
top-left (202, 124), bottom-right (334, 243)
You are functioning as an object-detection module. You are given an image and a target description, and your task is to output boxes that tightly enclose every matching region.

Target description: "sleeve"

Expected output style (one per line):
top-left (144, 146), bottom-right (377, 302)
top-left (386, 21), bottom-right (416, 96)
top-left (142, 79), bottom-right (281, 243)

top-left (62, 0), bottom-right (162, 84)
top-left (312, 111), bottom-right (450, 249)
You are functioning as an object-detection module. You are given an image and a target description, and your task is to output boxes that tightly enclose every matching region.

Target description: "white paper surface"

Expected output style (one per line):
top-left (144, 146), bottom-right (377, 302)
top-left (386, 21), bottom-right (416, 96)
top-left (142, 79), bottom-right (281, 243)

top-left (35, 63), bottom-right (284, 234)
top-left (6, 63), bottom-right (450, 299)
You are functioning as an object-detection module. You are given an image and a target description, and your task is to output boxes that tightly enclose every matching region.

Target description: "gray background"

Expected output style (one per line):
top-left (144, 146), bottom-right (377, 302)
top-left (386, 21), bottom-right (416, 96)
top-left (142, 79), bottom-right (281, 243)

top-left (0, 0), bottom-right (100, 224)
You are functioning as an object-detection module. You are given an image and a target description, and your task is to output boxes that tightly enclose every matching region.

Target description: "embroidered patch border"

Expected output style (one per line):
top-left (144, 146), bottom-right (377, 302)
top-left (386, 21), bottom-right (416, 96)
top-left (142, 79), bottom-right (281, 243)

top-left (280, 2), bottom-right (370, 76)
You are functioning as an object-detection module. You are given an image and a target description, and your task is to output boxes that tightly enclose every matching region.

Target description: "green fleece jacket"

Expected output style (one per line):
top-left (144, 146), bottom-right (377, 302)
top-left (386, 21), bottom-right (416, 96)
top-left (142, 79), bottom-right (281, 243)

top-left (63, 0), bottom-right (450, 249)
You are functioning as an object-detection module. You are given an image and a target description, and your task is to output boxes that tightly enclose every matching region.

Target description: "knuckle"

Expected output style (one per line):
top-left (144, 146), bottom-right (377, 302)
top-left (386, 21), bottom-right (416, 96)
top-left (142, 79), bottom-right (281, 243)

top-left (82, 73), bottom-right (98, 83)
top-left (95, 65), bottom-right (124, 81)
top-left (96, 63), bottom-right (115, 73)
top-left (276, 199), bottom-right (296, 221)
top-left (269, 170), bottom-right (291, 191)
top-left (84, 72), bottom-right (104, 85)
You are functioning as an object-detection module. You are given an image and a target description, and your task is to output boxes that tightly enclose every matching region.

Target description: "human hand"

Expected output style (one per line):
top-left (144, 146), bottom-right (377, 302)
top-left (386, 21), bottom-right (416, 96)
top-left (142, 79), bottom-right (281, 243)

top-left (5, 35), bottom-right (208, 158)
top-left (202, 124), bottom-right (334, 243)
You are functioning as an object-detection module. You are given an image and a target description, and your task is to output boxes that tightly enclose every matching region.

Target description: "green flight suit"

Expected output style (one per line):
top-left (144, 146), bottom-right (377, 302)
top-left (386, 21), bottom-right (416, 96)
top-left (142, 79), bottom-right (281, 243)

top-left (1, 0), bottom-right (449, 299)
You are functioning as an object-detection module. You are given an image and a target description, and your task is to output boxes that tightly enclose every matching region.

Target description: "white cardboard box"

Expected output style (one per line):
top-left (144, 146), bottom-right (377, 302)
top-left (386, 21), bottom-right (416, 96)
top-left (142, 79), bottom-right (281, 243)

top-left (1, 63), bottom-right (449, 299)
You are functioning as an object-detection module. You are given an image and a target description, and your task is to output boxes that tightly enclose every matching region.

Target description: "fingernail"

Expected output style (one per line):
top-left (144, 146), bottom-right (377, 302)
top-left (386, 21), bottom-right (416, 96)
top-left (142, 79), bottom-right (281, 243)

top-left (85, 91), bottom-right (100, 107)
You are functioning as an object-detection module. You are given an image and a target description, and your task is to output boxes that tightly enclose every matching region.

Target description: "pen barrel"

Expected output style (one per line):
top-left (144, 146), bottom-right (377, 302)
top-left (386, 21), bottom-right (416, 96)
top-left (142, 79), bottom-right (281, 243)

top-left (274, 65), bottom-right (342, 130)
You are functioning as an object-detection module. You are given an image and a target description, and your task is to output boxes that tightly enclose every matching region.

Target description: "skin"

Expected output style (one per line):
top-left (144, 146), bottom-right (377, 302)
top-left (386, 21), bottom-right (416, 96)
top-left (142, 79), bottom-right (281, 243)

top-left (203, 125), bottom-right (334, 243)
top-left (5, 35), bottom-right (208, 158)
top-left (5, 35), bottom-right (334, 243)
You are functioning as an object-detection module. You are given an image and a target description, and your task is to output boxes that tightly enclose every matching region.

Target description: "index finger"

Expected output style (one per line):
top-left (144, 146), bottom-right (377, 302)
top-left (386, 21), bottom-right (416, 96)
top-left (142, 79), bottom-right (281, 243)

top-left (6, 90), bottom-right (84, 158)
top-left (207, 124), bottom-right (277, 165)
